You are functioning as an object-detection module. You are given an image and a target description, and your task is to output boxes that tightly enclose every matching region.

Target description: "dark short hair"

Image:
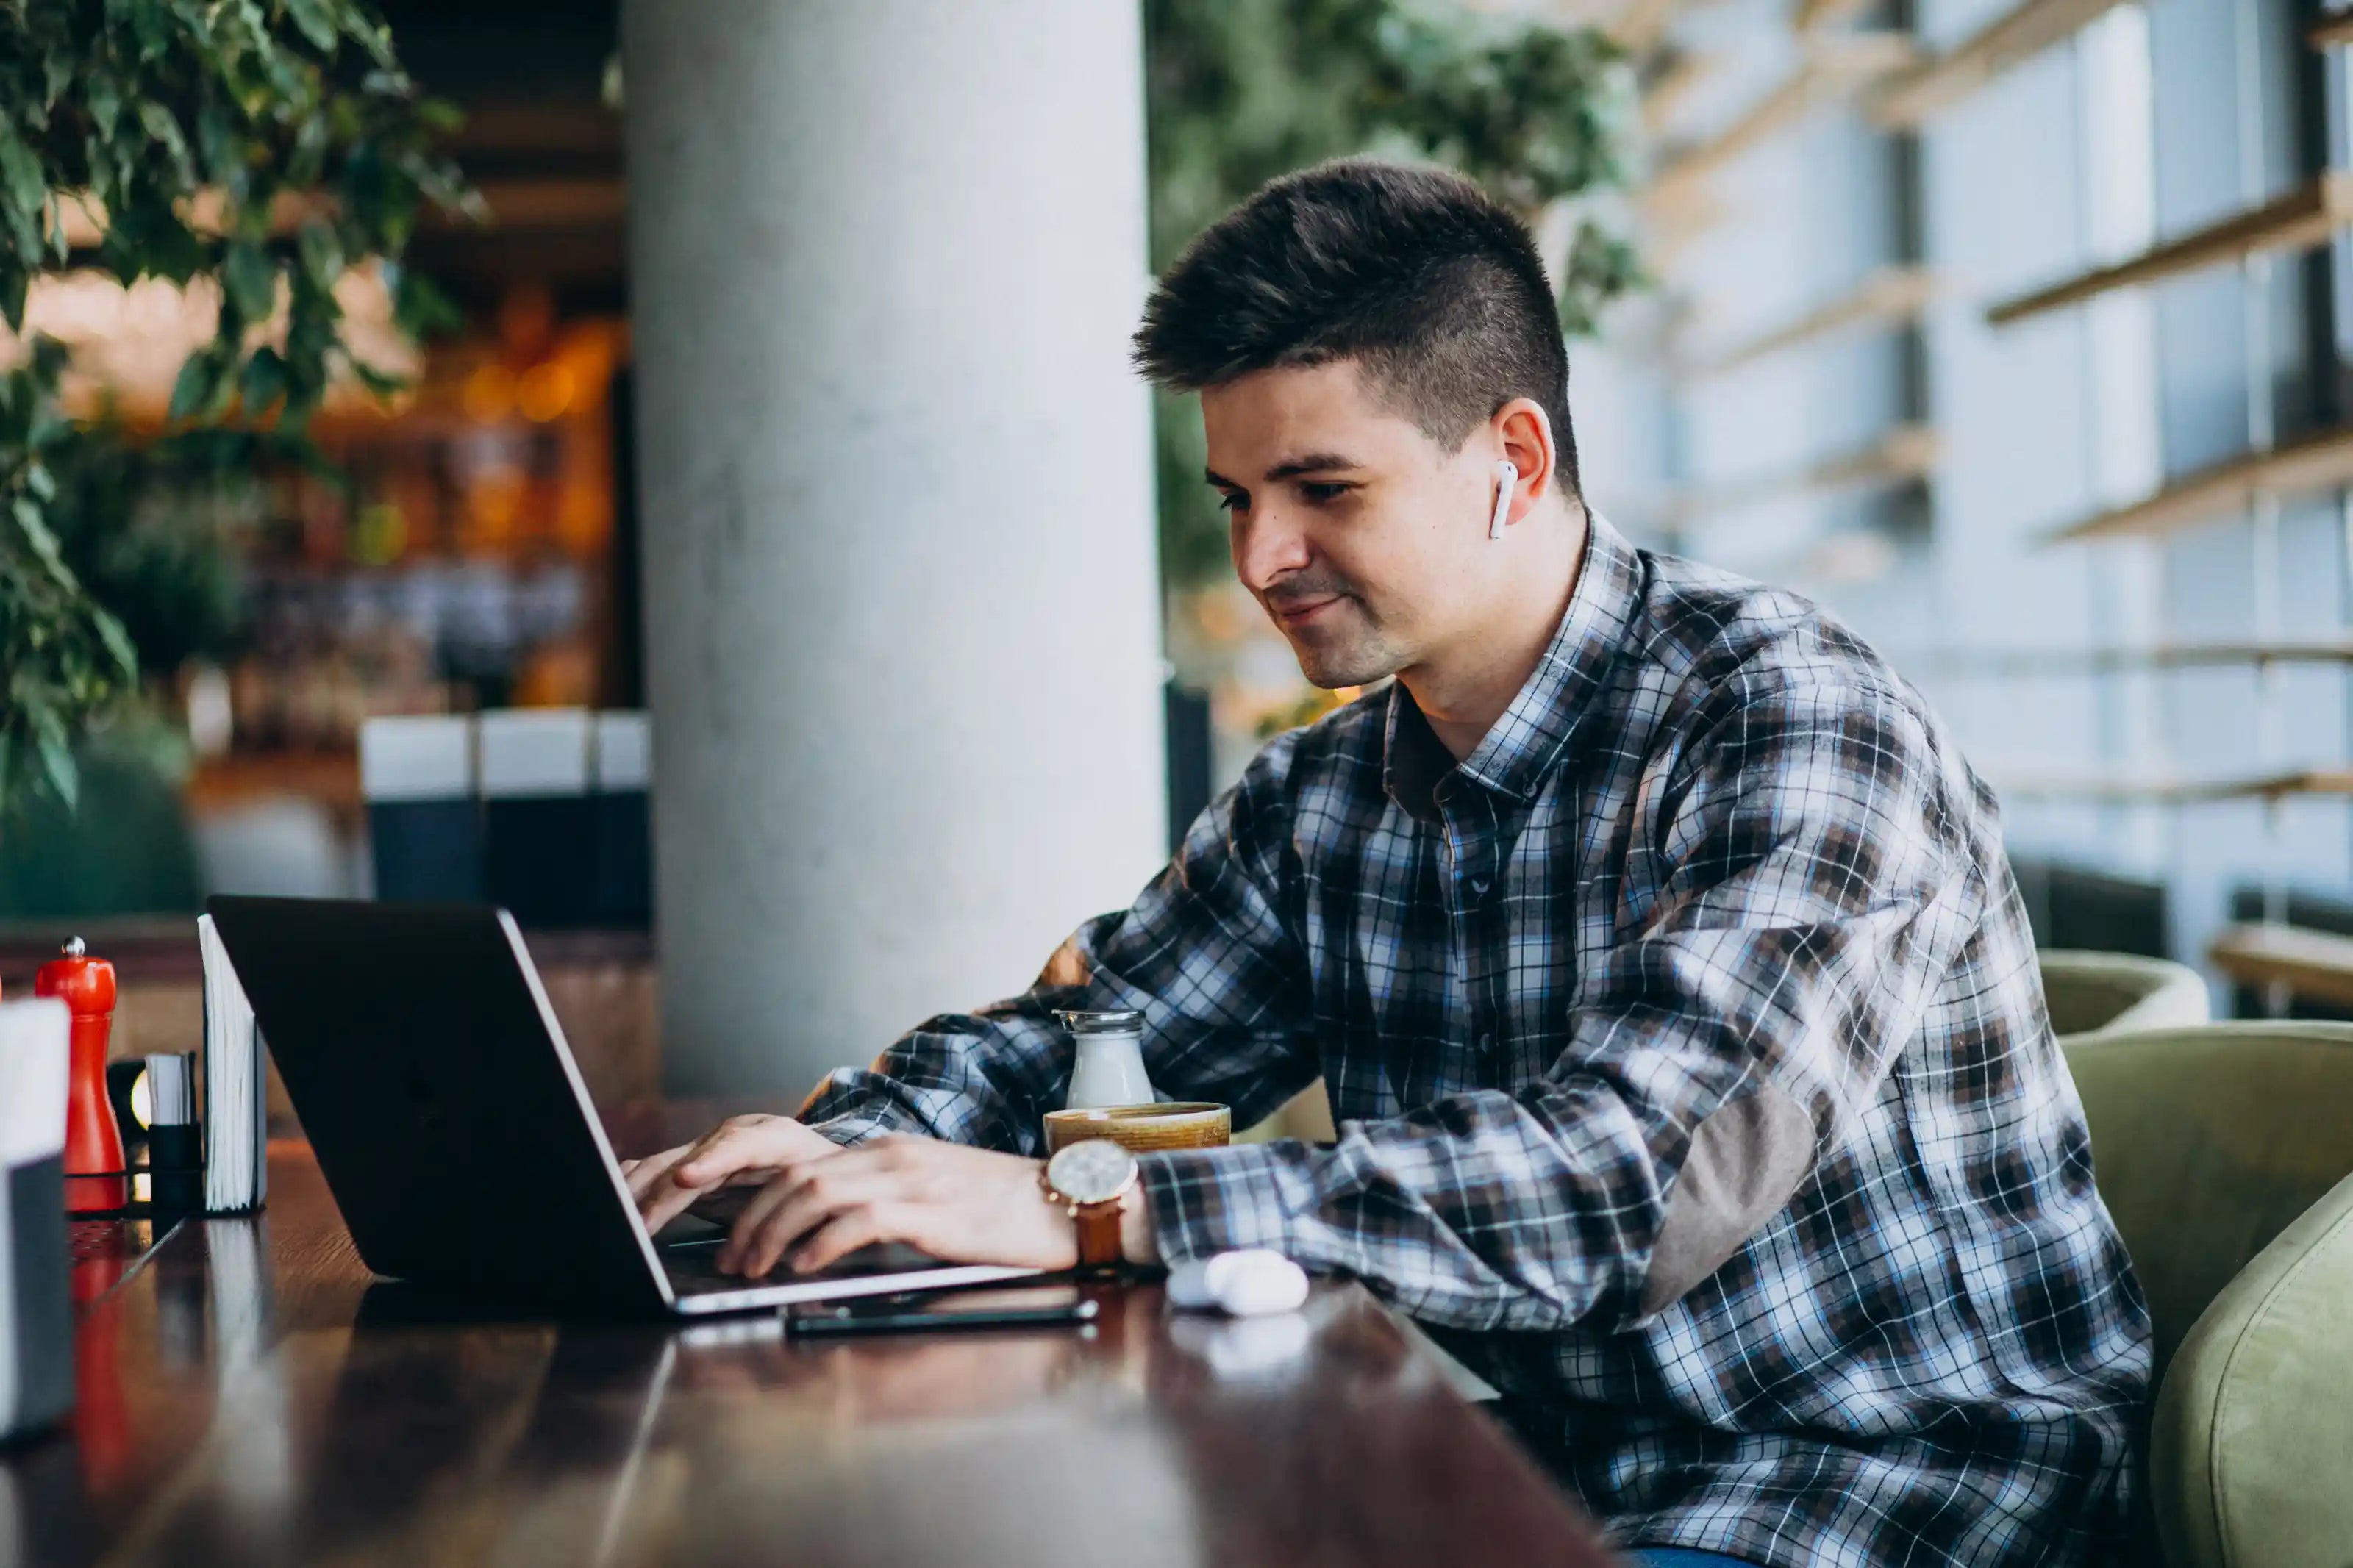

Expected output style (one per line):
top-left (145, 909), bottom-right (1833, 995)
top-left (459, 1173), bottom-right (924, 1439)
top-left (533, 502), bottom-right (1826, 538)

top-left (1132, 157), bottom-right (1578, 495)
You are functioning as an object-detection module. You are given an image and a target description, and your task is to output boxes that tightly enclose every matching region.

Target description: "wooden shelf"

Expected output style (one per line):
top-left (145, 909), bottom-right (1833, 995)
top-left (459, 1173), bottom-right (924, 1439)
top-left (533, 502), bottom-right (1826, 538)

top-left (1795, 0), bottom-right (1874, 29)
top-left (1872, 0), bottom-right (2136, 129)
top-left (1987, 172), bottom-right (2353, 328)
top-left (1642, 51), bottom-right (1718, 135)
top-left (456, 176), bottom-right (626, 234)
top-left (1993, 767), bottom-right (2353, 804)
top-left (2212, 923), bottom-right (2353, 1009)
top-left (1665, 423), bottom-right (1938, 525)
top-left (1909, 639), bottom-right (2353, 675)
top-left (2311, 10), bottom-right (2353, 49)
top-left (2043, 422), bottom-right (2353, 545)
top-left (1610, 0), bottom-right (1687, 53)
top-left (1646, 32), bottom-right (1915, 211)
top-left (1646, 188), bottom-right (1731, 270)
top-left (1686, 265), bottom-right (1939, 375)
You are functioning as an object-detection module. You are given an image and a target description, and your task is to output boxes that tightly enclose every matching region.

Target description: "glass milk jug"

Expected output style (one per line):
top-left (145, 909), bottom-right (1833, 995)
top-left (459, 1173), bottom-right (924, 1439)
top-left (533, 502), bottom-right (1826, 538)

top-left (1056, 1009), bottom-right (1156, 1109)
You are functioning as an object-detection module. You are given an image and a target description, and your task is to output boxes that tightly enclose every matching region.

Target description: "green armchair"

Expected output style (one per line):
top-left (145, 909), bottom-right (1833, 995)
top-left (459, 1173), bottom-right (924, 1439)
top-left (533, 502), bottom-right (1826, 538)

top-left (2040, 949), bottom-right (2210, 1044)
top-left (2064, 1023), bottom-right (2353, 1567)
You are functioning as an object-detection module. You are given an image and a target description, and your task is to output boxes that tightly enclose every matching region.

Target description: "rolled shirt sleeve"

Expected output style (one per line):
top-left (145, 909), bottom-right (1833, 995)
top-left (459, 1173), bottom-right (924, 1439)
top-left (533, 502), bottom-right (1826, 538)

top-left (799, 731), bottom-right (1324, 1153)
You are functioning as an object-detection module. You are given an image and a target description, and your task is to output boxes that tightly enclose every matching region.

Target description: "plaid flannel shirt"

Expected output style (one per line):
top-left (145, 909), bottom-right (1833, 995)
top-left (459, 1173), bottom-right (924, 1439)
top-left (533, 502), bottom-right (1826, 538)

top-left (802, 512), bottom-right (2152, 1568)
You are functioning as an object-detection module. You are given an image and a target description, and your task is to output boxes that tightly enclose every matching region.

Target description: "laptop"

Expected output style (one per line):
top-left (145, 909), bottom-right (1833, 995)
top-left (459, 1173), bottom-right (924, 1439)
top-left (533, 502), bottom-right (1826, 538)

top-left (204, 895), bottom-right (1041, 1317)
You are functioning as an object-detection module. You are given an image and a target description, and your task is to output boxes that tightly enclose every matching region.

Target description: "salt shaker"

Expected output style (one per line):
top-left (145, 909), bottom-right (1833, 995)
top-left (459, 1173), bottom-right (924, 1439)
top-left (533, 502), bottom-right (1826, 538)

top-left (1055, 1009), bottom-right (1156, 1109)
top-left (38, 937), bottom-right (126, 1214)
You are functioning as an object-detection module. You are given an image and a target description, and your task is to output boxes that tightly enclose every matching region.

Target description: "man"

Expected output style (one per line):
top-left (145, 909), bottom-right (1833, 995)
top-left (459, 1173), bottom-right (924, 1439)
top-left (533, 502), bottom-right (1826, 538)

top-left (627, 159), bottom-right (2152, 1567)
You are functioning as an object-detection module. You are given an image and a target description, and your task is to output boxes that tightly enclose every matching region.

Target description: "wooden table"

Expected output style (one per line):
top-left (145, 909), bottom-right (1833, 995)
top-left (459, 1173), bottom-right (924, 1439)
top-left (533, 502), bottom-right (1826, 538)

top-left (8, 1138), bottom-right (1616, 1567)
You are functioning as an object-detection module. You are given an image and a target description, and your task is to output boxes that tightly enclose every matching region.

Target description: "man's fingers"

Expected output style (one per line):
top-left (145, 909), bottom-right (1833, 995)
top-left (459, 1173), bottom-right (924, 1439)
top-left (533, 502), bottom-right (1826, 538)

top-left (638, 1129), bottom-right (761, 1231)
top-left (667, 1123), bottom-right (754, 1189)
top-left (729, 1167), bottom-right (857, 1278)
top-left (726, 1156), bottom-right (899, 1277)
top-left (624, 1144), bottom-right (691, 1203)
top-left (634, 1116), bottom-right (840, 1233)
top-left (788, 1204), bottom-right (901, 1275)
top-left (641, 1162), bottom-right (775, 1233)
top-left (713, 1176), bottom-right (798, 1273)
top-left (675, 1115), bottom-right (807, 1186)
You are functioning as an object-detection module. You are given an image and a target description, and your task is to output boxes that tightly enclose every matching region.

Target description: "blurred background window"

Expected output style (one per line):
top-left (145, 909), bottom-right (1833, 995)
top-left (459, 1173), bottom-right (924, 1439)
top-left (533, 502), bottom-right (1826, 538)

top-left (1576, 0), bottom-right (2353, 1018)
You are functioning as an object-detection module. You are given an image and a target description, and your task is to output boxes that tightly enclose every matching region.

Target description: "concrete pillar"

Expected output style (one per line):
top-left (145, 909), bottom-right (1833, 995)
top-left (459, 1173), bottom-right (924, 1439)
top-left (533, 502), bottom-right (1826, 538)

top-left (621, 0), bottom-right (1165, 1096)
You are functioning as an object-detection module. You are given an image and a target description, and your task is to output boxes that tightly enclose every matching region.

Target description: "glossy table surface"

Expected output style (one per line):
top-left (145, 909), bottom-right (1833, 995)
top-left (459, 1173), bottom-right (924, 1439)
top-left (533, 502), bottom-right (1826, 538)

top-left (8, 1128), bottom-right (1617, 1567)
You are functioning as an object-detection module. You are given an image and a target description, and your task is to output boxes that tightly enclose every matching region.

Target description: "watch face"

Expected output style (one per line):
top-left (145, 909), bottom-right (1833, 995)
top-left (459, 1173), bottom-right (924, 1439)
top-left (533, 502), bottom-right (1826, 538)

top-left (1048, 1138), bottom-right (1138, 1203)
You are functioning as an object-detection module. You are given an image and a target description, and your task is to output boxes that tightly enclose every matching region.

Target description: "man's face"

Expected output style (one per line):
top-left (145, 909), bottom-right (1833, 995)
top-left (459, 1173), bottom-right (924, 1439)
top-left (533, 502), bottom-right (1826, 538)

top-left (1202, 360), bottom-right (1495, 689)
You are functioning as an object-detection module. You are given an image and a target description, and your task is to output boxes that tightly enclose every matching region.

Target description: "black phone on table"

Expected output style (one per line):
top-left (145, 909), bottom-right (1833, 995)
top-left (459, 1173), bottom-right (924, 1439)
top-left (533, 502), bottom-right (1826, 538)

top-left (782, 1282), bottom-right (1098, 1336)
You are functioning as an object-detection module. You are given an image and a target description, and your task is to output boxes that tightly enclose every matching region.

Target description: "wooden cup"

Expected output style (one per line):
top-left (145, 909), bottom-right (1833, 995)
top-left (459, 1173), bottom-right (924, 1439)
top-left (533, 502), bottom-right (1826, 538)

top-left (1043, 1101), bottom-right (1232, 1155)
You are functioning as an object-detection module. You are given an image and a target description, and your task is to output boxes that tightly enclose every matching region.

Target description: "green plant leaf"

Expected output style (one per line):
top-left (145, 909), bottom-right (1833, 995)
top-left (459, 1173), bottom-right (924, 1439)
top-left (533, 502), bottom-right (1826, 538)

top-left (0, 129), bottom-right (46, 218)
top-left (238, 344), bottom-right (287, 412)
top-left (223, 239), bottom-right (275, 321)
top-left (137, 102), bottom-right (196, 185)
top-left (126, 0), bottom-right (172, 62)
top-left (296, 220), bottom-right (343, 290)
top-left (115, 200), bottom-right (209, 284)
top-left (13, 495), bottom-right (72, 582)
top-left (90, 604), bottom-right (138, 679)
top-left (347, 354), bottom-right (405, 400)
top-left (196, 101), bottom-right (236, 184)
top-left (33, 710), bottom-right (77, 814)
top-left (167, 352), bottom-right (217, 422)
top-left (0, 265), bottom-right (26, 333)
top-left (87, 74), bottom-right (122, 140)
top-left (391, 268), bottom-right (460, 337)
top-left (42, 43), bottom-right (75, 111)
top-left (285, 0), bottom-right (339, 53)
top-left (287, 112), bottom-right (328, 185)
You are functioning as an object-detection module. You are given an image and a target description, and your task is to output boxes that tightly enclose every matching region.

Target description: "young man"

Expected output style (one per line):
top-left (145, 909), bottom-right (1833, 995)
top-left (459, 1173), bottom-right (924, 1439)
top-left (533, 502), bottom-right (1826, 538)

top-left (627, 159), bottom-right (2152, 1567)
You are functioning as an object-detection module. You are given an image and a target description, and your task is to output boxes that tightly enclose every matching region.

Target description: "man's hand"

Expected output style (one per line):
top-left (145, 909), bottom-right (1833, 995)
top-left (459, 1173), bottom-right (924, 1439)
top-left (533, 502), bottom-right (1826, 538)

top-left (624, 1113), bottom-right (846, 1234)
top-left (715, 1135), bottom-right (1090, 1278)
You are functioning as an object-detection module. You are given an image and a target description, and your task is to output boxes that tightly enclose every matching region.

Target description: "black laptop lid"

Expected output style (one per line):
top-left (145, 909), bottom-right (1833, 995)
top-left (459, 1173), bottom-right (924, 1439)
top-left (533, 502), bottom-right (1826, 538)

top-left (204, 896), bottom-right (666, 1315)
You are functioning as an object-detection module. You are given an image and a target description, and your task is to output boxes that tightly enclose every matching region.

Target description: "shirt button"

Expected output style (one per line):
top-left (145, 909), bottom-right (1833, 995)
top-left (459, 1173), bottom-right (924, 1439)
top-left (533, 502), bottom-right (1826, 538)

top-left (1477, 1032), bottom-right (1493, 1052)
top-left (1470, 876), bottom-right (1490, 894)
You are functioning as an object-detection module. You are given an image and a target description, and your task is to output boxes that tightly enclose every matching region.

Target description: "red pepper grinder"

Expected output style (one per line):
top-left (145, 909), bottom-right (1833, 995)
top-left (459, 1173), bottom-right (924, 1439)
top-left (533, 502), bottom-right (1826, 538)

top-left (39, 936), bottom-right (126, 1215)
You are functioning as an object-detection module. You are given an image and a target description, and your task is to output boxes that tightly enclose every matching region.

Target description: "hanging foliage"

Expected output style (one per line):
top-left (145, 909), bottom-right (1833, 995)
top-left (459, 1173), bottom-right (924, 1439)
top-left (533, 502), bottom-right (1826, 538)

top-left (0, 0), bottom-right (473, 813)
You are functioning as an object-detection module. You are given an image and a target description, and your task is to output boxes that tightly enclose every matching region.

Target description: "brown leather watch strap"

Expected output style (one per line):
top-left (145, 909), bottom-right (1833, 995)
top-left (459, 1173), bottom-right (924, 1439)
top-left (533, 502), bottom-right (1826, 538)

top-left (1073, 1198), bottom-right (1124, 1271)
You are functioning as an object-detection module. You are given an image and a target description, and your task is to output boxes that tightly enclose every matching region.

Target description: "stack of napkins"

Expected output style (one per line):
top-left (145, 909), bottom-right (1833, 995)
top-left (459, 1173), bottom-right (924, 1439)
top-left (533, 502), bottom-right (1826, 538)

top-left (1, 997), bottom-right (73, 1439)
top-left (196, 915), bottom-right (268, 1215)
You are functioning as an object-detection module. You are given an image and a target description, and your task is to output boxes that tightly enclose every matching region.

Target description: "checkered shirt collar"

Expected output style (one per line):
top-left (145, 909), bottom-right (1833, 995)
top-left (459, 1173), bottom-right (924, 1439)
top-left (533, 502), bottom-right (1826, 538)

top-left (1384, 508), bottom-right (1644, 815)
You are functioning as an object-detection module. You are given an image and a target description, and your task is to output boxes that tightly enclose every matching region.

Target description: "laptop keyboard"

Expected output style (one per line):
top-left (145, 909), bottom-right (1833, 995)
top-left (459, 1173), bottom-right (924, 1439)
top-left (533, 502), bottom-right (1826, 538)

top-left (659, 1238), bottom-right (947, 1297)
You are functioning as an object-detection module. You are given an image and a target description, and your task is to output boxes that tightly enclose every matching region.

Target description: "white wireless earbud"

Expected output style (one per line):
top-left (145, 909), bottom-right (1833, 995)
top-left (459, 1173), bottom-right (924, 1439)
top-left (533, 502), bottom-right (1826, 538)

top-left (1488, 459), bottom-right (1519, 540)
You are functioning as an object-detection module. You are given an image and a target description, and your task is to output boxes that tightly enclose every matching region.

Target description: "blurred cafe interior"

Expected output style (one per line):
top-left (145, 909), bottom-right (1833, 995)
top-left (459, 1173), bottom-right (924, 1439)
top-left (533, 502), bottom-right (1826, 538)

top-left (15, 0), bottom-right (2353, 1096)
top-left (7, 1), bottom-right (2353, 1565)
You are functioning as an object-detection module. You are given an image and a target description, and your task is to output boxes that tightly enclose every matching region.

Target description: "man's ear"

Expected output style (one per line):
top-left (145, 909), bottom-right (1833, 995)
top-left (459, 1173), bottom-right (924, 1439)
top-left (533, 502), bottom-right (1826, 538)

top-left (1491, 399), bottom-right (1555, 529)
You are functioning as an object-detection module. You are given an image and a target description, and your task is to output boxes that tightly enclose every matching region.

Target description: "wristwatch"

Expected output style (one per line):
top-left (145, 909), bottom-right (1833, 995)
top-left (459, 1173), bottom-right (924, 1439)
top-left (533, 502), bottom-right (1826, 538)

top-left (1040, 1138), bottom-right (1140, 1274)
